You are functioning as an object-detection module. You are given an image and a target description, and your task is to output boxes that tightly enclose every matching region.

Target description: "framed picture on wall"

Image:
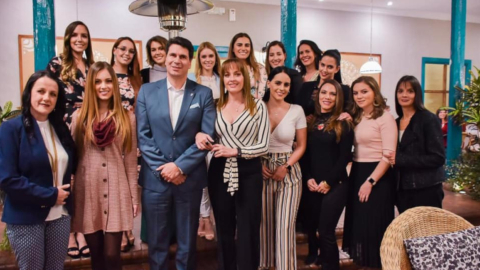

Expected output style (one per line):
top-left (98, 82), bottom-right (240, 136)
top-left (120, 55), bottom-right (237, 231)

top-left (18, 35), bottom-right (143, 94)
top-left (340, 52), bottom-right (382, 87)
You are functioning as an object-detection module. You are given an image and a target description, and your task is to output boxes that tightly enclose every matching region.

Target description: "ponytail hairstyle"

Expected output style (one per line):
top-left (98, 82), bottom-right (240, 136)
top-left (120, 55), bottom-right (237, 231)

top-left (321, 49), bottom-right (343, 84)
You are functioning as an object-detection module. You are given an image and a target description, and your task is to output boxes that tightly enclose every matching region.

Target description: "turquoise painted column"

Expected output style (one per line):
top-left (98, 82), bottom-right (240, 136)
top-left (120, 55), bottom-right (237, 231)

top-left (447, 0), bottom-right (466, 163)
top-left (281, 0), bottom-right (297, 68)
top-left (33, 0), bottom-right (56, 72)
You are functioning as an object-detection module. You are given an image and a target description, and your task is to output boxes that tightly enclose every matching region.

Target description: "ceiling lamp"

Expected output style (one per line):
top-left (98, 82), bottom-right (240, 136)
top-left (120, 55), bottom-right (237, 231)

top-left (129, 0), bottom-right (214, 38)
top-left (360, 0), bottom-right (382, 74)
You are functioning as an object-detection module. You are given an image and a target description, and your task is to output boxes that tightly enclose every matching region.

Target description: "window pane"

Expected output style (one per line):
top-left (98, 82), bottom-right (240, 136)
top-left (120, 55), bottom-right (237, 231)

top-left (425, 92), bottom-right (445, 113)
top-left (425, 64), bottom-right (446, 91)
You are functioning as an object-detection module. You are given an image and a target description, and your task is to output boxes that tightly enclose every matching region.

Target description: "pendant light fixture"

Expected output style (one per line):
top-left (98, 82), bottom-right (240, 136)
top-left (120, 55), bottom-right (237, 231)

top-left (360, 0), bottom-right (382, 74)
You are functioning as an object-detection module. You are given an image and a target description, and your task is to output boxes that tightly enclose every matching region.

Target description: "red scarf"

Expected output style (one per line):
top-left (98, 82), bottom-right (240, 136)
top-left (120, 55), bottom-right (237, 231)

top-left (93, 118), bottom-right (116, 148)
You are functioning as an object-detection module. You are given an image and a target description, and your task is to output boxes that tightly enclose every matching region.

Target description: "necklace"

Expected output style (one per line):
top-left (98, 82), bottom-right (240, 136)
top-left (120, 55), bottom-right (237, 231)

top-left (45, 124), bottom-right (58, 187)
top-left (233, 103), bottom-right (244, 112)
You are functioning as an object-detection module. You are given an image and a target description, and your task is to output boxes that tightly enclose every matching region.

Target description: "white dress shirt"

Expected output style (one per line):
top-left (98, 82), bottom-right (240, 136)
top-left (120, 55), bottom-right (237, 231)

top-left (167, 79), bottom-right (186, 129)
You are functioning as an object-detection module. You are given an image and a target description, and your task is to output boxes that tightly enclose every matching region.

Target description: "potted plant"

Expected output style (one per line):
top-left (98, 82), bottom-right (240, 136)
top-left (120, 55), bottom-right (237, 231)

top-left (0, 101), bottom-right (20, 251)
top-left (445, 67), bottom-right (480, 200)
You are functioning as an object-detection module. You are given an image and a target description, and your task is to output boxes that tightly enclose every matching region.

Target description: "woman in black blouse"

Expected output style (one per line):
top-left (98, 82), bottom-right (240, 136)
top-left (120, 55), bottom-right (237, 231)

top-left (110, 36), bottom-right (142, 112)
top-left (302, 79), bottom-right (354, 268)
top-left (297, 50), bottom-right (350, 117)
top-left (294, 40), bottom-right (322, 82)
top-left (197, 59), bottom-right (270, 270)
top-left (391, 75), bottom-right (445, 213)
top-left (265, 41), bottom-right (303, 103)
top-left (46, 20), bottom-right (94, 259)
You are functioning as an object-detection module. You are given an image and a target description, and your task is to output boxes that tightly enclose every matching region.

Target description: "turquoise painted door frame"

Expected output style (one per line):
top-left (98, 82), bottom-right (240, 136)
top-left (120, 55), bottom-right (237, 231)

top-left (33, 0), bottom-right (56, 72)
top-left (421, 57), bottom-right (472, 101)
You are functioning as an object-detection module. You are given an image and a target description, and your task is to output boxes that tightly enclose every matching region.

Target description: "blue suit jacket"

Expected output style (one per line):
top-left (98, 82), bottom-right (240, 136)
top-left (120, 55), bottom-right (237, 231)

top-left (135, 78), bottom-right (216, 193)
top-left (0, 116), bottom-right (75, 225)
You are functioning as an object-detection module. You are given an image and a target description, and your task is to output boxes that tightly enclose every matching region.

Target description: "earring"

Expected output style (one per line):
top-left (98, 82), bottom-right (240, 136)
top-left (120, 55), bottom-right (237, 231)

top-left (373, 101), bottom-right (380, 107)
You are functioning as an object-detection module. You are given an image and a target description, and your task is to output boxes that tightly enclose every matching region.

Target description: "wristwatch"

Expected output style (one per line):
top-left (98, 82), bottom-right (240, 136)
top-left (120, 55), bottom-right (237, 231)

top-left (367, 177), bottom-right (376, 186)
top-left (237, 148), bottom-right (242, 158)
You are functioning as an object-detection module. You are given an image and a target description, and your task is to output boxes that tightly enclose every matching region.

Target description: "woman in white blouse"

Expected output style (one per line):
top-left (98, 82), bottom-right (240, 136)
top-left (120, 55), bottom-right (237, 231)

top-left (259, 67), bottom-right (307, 270)
top-left (0, 71), bottom-right (75, 270)
top-left (196, 59), bottom-right (270, 270)
top-left (190, 41), bottom-right (221, 240)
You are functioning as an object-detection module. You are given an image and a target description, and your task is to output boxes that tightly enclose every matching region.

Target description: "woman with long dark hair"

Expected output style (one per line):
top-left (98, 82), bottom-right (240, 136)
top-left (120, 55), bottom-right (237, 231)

top-left (110, 36), bottom-right (142, 112)
top-left (437, 108), bottom-right (449, 148)
top-left (294, 40), bottom-right (322, 82)
top-left (265, 40), bottom-right (303, 103)
top-left (140, 35), bottom-right (168, 83)
top-left (46, 20), bottom-right (93, 258)
top-left (302, 79), bottom-right (354, 269)
top-left (342, 76), bottom-right (397, 269)
top-left (259, 67), bottom-right (307, 270)
top-left (297, 49), bottom-right (350, 117)
top-left (392, 76), bottom-right (445, 213)
top-left (71, 62), bottom-right (138, 270)
top-left (228, 32), bottom-right (268, 99)
top-left (0, 71), bottom-right (76, 269)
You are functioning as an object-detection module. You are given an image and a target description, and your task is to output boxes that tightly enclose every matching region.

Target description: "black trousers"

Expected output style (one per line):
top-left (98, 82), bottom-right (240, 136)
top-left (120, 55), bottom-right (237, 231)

top-left (208, 157), bottom-right (263, 270)
top-left (397, 183), bottom-right (444, 214)
top-left (305, 181), bottom-right (348, 270)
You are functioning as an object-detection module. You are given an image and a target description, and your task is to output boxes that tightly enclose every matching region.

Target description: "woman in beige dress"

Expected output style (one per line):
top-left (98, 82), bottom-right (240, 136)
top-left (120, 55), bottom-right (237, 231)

top-left (71, 61), bottom-right (138, 270)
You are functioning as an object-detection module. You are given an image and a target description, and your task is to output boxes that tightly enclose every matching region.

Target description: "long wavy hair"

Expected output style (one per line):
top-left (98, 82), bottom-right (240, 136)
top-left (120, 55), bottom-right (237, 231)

top-left (195, 42), bottom-right (221, 84)
top-left (294, 40), bottom-right (322, 76)
top-left (308, 79), bottom-right (350, 142)
top-left (394, 75), bottom-right (426, 118)
top-left (218, 59), bottom-right (256, 116)
top-left (265, 40), bottom-right (286, 74)
top-left (228, 33), bottom-right (261, 82)
top-left (60, 21), bottom-right (94, 83)
top-left (350, 76), bottom-right (387, 124)
top-left (21, 70), bottom-right (75, 150)
top-left (73, 62), bottom-right (133, 156)
top-left (110, 37), bottom-right (142, 97)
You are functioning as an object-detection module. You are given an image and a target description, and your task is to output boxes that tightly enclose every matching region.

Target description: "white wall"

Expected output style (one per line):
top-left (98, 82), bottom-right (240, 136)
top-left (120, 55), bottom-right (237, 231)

top-left (1, 0), bottom-right (479, 116)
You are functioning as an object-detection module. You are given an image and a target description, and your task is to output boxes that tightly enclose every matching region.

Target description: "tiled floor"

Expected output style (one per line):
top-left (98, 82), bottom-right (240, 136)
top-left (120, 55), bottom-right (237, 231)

top-left (1, 187), bottom-right (479, 270)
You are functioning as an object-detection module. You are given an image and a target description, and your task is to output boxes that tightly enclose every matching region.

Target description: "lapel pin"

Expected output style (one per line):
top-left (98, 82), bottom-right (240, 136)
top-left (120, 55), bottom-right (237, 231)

top-left (190, 93), bottom-right (194, 96)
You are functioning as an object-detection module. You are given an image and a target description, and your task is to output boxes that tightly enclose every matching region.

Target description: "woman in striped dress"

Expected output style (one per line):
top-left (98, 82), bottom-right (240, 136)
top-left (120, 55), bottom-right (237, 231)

top-left (259, 67), bottom-right (307, 270)
top-left (196, 59), bottom-right (270, 270)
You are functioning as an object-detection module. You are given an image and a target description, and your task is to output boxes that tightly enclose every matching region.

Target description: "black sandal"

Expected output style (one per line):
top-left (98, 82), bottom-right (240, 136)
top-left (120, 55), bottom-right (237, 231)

top-left (79, 245), bottom-right (90, 258)
top-left (67, 247), bottom-right (80, 259)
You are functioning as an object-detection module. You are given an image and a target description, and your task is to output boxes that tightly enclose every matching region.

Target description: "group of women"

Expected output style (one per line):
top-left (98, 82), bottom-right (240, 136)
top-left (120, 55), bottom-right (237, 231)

top-left (0, 20), bottom-right (446, 270)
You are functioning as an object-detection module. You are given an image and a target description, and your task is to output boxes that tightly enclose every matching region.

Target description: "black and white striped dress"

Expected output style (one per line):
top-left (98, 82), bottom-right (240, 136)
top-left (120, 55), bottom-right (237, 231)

top-left (214, 99), bottom-right (270, 195)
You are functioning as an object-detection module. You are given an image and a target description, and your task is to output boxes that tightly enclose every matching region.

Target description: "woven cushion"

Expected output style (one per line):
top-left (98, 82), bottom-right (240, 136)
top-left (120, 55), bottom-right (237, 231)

top-left (404, 226), bottom-right (480, 270)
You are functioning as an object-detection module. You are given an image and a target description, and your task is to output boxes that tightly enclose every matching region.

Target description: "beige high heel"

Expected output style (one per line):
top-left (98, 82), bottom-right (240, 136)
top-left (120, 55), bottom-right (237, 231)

top-left (203, 217), bottom-right (214, 240)
top-left (198, 218), bottom-right (206, 237)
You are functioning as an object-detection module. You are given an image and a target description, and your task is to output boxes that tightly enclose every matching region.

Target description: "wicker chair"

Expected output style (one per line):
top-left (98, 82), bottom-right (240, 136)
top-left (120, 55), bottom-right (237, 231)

top-left (380, 206), bottom-right (474, 270)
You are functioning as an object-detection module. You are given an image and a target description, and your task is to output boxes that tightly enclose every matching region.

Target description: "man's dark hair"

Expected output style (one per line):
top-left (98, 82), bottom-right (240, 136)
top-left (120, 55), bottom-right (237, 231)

top-left (166, 37), bottom-right (194, 60)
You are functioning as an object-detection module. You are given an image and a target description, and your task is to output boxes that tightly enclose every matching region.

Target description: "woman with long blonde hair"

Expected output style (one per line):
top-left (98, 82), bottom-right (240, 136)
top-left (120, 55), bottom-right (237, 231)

top-left (190, 42), bottom-right (221, 240)
top-left (228, 33), bottom-right (268, 99)
top-left (46, 20), bottom-right (94, 259)
top-left (71, 62), bottom-right (138, 270)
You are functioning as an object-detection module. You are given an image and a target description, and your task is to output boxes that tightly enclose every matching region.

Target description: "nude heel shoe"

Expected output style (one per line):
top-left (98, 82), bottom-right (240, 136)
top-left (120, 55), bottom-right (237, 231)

top-left (197, 218), bottom-right (206, 237)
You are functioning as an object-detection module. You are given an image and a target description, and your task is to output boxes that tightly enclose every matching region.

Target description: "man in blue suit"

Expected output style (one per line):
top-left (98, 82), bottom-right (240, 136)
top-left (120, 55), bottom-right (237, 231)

top-left (135, 37), bottom-right (216, 270)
